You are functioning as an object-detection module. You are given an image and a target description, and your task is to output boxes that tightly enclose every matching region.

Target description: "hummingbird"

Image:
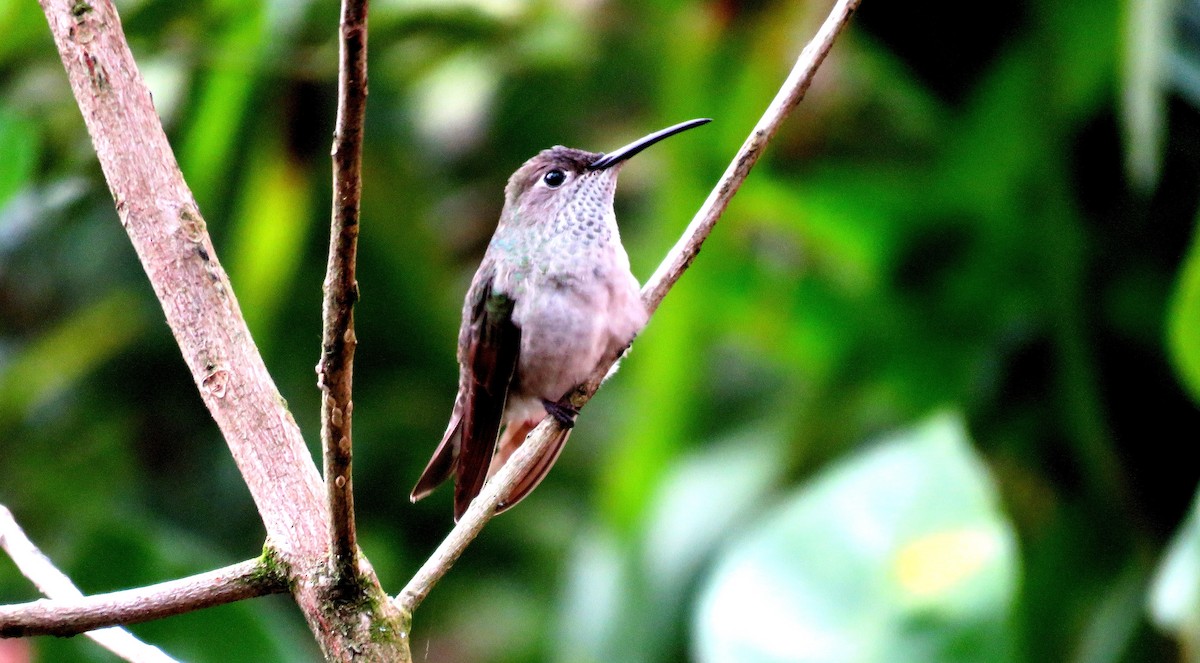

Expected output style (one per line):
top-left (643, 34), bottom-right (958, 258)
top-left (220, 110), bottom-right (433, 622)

top-left (410, 118), bottom-right (712, 521)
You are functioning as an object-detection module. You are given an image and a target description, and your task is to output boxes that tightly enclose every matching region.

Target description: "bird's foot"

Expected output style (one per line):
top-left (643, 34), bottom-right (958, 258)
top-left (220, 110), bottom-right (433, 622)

top-left (541, 398), bottom-right (579, 429)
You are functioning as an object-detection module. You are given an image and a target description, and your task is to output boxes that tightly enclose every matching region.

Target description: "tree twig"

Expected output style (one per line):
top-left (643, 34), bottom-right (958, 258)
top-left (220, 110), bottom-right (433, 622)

top-left (396, 0), bottom-right (861, 613)
top-left (1, 505), bottom-right (178, 661)
top-left (318, 0), bottom-right (369, 588)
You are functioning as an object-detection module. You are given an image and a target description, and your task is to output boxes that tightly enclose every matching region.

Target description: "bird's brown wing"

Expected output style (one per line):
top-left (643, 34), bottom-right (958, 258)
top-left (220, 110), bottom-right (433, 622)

top-left (454, 275), bottom-right (521, 520)
top-left (409, 271), bottom-right (520, 520)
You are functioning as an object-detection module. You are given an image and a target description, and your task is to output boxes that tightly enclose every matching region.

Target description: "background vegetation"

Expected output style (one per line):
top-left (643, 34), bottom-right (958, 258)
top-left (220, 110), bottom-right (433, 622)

top-left (3, 0), bottom-right (1200, 661)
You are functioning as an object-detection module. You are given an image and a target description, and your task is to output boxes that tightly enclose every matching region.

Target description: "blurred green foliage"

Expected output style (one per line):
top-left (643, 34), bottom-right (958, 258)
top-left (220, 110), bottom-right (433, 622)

top-left (694, 414), bottom-right (1017, 663)
top-left (3, 0), bottom-right (1200, 661)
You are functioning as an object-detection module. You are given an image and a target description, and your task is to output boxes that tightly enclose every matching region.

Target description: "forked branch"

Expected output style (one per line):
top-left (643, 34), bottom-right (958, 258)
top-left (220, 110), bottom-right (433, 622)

top-left (36, 0), bottom-right (327, 562)
top-left (396, 0), bottom-right (862, 613)
top-left (32, 0), bottom-right (409, 658)
top-left (11, 0), bottom-right (858, 655)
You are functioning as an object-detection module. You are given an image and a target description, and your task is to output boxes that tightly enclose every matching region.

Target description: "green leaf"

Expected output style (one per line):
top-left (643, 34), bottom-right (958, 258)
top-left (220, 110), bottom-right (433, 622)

top-left (0, 0), bottom-right (48, 63)
top-left (693, 412), bottom-right (1018, 663)
top-left (227, 142), bottom-right (314, 342)
top-left (0, 107), bottom-right (38, 208)
top-left (1168, 213), bottom-right (1200, 405)
top-left (177, 7), bottom-right (266, 210)
top-left (177, 0), bottom-right (309, 211)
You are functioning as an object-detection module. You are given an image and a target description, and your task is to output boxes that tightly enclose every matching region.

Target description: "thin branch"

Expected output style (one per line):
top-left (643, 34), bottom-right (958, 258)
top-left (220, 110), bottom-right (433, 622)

top-left (397, 0), bottom-right (861, 614)
top-left (0, 565), bottom-right (284, 638)
top-left (318, 0), bottom-right (369, 586)
top-left (640, 0), bottom-right (860, 313)
top-left (0, 505), bottom-right (177, 661)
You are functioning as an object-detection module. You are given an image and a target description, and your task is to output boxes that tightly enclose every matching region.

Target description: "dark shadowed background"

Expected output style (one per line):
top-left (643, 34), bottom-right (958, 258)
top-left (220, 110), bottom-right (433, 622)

top-left (4, 0), bottom-right (1200, 661)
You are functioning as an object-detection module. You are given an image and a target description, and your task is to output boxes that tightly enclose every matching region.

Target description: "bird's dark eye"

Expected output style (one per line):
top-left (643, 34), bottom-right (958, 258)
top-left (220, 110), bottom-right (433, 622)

top-left (543, 169), bottom-right (566, 188)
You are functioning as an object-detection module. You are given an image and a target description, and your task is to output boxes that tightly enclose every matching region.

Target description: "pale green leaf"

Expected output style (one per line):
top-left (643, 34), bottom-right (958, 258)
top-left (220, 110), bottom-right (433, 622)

top-left (693, 412), bottom-right (1018, 663)
top-left (1120, 0), bottom-right (1172, 190)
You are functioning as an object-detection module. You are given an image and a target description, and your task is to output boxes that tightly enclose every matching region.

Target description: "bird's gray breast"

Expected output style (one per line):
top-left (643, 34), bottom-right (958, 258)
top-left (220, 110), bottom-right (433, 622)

top-left (508, 260), bottom-right (615, 402)
top-left (492, 195), bottom-right (647, 402)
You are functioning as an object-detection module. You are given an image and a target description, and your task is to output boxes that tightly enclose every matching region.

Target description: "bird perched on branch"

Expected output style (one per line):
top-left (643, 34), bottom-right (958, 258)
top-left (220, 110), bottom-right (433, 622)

top-left (410, 118), bottom-right (712, 520)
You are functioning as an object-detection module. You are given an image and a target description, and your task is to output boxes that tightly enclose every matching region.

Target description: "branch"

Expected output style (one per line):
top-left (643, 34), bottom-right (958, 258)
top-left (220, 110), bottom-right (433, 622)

top-left (0, 558), bottom-right (284, 638)
top-left (397, 0), bottom-right (862, 613)
top-left (640, 0), bottom-right (859, 313)
top-left (0, 505), bottom-right (178, 661)
top-left (0, 563), bottom-right (278, 638)
top-left (38, 0), bottom-right (325, 563)
top-left (38, 0), bottom-right (410, 658)
top-left (318, 0), bottom-right (369, 587)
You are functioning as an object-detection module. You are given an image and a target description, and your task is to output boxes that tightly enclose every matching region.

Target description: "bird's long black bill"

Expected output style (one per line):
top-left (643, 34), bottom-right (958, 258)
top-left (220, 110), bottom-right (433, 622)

top-left (588, 118), bottom-right (712, 170)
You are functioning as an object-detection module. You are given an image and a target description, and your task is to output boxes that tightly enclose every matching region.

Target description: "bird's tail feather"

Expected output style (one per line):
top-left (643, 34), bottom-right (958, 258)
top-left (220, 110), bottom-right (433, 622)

top-left (491, 419), bottom-right (571, 514)
top-left (409, 406), bottom-right (463, 503)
